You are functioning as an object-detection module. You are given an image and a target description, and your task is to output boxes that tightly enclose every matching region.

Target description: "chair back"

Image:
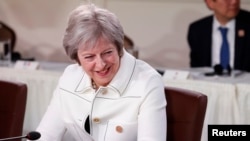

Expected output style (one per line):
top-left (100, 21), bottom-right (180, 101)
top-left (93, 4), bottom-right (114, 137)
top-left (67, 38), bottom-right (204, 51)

top-left (0, 80), bottom-right (27, 140)
top-left (165, 86), bottom-right (207, 141)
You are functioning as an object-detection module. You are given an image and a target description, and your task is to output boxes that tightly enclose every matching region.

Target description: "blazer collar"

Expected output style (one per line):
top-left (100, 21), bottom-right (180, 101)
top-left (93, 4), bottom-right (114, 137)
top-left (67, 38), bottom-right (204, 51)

top-left (107, 50), bottom-right (136, 95)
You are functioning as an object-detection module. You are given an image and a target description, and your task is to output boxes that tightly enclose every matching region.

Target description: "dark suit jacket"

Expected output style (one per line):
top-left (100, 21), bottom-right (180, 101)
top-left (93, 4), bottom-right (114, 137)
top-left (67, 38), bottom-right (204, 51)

top-left (187, 9), bottom-right (250, 72)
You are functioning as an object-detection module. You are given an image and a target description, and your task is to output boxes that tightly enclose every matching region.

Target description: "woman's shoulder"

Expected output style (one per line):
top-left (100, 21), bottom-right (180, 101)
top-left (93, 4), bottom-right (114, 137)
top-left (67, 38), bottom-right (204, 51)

top-left (58, 64), bottom-right (85, 87)
top-left (134, 60), bottom-right (163, 87)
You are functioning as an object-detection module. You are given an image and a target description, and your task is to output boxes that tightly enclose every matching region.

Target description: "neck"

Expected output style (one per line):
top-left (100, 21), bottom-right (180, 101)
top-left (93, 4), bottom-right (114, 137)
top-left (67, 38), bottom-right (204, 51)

top-left (215, 15), bottom-right (232, 26)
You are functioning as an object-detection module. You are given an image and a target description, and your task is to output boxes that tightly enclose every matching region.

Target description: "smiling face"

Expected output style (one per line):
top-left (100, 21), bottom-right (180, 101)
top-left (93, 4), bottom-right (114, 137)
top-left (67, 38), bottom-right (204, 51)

top-left (77, 37), bottom-right (121, 87)
top-left (206, 0), bottom-right (240, 25)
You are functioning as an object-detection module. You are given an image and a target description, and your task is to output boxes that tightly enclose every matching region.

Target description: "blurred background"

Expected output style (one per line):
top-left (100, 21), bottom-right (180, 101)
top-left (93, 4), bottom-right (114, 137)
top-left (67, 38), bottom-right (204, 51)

top-left (0, 0), bottom-right (249, 69)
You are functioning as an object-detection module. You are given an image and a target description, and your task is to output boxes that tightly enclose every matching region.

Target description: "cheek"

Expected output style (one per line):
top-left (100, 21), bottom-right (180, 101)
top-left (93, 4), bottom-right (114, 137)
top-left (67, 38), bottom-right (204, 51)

top-left (108, 55), bottom-right (120, 66)
top-left (80, 61), bottom-right (94, 73)
top-left (111, 56), bottom-right (121, 72)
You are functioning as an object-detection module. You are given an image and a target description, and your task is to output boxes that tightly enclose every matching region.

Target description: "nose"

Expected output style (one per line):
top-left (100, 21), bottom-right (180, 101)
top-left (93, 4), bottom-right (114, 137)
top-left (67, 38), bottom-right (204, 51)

top-left (95, 56), bottom-right (106, 69)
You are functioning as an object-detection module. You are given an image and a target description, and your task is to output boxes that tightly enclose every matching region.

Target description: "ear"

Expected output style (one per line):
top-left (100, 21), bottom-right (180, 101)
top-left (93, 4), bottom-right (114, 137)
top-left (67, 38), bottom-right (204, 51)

top-left (205, 0), bottom-right (214, 10)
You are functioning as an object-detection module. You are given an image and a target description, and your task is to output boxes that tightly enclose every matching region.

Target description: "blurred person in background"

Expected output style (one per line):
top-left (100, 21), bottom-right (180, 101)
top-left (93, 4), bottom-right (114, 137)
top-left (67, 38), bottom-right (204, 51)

top-left (123, 34), bottom-right (139, 58)
top-left (187, 0), bottom-right (250, 72)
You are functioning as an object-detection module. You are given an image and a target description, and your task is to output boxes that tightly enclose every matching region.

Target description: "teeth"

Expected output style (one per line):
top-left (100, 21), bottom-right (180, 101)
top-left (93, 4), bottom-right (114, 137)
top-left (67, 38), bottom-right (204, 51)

top-left (98, 69), bottom-right (108, 74)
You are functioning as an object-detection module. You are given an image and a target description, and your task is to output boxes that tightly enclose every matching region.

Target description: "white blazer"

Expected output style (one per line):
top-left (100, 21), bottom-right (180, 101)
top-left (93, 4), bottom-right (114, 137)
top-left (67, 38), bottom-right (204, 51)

top-left (36, 51), bottom-right (167, 141)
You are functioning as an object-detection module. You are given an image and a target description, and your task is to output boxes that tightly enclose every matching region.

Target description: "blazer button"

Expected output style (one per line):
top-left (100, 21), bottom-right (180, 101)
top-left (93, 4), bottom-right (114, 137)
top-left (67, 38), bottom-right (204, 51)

top-left (116, 125), bottom-right (123, 133)
top-left (93, 118), bottom-right (100, 123)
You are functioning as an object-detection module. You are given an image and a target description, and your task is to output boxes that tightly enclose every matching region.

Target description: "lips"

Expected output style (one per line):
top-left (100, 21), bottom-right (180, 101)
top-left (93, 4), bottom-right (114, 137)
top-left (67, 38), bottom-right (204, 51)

top-left (96, 67), bottom-right (110, 76)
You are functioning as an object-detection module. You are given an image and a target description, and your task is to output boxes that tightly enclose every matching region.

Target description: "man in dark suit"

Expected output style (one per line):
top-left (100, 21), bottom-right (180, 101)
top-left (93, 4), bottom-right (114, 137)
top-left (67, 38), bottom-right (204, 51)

top-left (0, 21), bottom-right (21, 61)
top-left (187, 0), bottom-right (250, 72)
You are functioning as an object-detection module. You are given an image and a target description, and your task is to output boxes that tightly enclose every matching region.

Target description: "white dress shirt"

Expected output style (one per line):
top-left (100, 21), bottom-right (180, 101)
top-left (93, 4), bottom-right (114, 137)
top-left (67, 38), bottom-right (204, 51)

top-left (35, 51), bottom-right (167, 141)
top-left (212, 16), bottom-right (235, 68)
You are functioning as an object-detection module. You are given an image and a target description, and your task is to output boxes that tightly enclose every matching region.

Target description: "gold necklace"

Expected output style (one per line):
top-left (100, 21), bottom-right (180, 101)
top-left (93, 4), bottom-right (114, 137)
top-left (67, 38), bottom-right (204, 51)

top-left (92, 80), bottom-right (97, 90)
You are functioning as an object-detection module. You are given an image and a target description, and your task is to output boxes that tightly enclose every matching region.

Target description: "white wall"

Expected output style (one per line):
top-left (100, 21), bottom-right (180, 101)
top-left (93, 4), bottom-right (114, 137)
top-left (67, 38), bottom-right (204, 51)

top-left (107, 1), bottom-right (211, 69)
top-left (106, 1), bottom-right (249, 69)
top-left (0, 0), bottom-right (249, 69)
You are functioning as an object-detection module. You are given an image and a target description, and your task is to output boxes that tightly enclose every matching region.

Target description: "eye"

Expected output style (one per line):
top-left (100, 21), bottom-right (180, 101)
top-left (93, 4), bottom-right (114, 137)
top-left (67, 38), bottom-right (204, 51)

top-left (85, 55), bottom-right (94, 59)
top-left (105, 50), bottom-right (113, 54)
top-left (81, 55), bottom-right (94, 61)
top-left (103, 48), bottom-right (115, 56)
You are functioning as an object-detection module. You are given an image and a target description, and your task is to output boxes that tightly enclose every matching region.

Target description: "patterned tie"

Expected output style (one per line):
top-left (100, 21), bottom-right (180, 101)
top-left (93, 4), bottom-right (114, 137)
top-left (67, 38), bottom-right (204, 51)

top-left (218, 27), bottom-right (230, 70)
